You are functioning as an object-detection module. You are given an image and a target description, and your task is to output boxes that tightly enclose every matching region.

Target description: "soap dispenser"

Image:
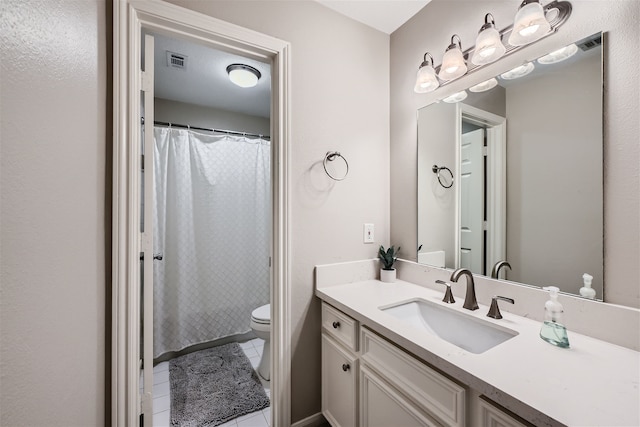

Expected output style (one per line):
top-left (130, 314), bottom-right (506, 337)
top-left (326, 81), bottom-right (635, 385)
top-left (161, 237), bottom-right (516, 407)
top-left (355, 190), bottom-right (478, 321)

top-left (580, 273), bottom-right (596, 299)
top-left (540, 286), bottom-right (570, 348)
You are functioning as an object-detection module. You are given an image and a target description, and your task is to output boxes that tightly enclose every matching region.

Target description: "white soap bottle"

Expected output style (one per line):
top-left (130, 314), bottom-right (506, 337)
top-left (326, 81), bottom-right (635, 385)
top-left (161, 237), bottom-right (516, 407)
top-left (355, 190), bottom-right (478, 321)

top-left (539, 286), bottom-right (570, 348)
top-left (580, 273), bottom-right (596, 299)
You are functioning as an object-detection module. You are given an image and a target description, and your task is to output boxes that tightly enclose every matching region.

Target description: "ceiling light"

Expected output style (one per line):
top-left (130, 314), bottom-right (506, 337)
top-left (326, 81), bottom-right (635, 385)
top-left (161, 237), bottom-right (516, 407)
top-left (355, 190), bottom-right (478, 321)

top-left (508, 0), bottom-right (551, 46)
top-left (414, 52), bottom-right (440, 93)
top-left (226, 64), bottom-right (261, 88)
top-left (438, 35), bottom-right (467, 81)
top-left (442, 90), bottom-right (468, 103)
top-left (500, 62), bottom-right (535, 80)
top-left (471, 14), bottom-right (506, 66)
top-left (469, 78), bottom-right (498, 93)
top-left (537, 43), bottom-right (578, 64)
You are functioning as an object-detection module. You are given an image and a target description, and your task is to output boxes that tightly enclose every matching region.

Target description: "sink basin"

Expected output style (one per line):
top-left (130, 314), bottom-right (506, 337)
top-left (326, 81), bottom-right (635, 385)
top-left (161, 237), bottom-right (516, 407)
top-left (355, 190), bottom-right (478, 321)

top-left (380, 299), bottom-right (518, 354)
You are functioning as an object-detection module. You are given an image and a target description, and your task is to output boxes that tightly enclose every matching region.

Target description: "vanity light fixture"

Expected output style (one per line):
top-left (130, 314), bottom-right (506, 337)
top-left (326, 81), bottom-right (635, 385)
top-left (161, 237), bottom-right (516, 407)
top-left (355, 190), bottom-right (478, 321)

top-left (471, 14), bottom-right (506, 66)
top-left (413, 1), bottom-right (571, 94)
top-left (226, 64), bottom-right (261, 88)
top-left (537, 43), bottom-right (578, 64)
top-left (442, 90), bottom-right (468, 103)
top-left (500, 62), bottom-right (535, 80)
top-left (414, 52), bottom-right (440, 93)
top-left (469, 77), bottom-right (498, 93)
top-left (438, 35), bottom-right (467, 81)
top-left (508, 0), bottom-right (552, 46)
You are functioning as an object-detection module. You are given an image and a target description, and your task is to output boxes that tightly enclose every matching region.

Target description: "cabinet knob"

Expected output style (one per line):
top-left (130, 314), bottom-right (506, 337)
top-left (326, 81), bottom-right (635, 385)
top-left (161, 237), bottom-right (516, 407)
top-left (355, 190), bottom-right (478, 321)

top-left (342, 363), bottom-right (350, 372)
top-left (332, 321), bottom-right (340, 329)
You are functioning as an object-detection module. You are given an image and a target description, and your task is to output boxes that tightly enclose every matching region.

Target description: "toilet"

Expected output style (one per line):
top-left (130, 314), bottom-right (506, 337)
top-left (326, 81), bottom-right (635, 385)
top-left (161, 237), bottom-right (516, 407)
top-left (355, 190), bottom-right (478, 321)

top-left (250, 303), bottom-right (271, 381)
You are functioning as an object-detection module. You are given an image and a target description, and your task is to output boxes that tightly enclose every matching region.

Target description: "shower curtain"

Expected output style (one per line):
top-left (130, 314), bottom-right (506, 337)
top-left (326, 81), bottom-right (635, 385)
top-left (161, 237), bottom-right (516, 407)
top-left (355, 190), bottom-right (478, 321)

top-left (153, 126), bottom-right (270, 358)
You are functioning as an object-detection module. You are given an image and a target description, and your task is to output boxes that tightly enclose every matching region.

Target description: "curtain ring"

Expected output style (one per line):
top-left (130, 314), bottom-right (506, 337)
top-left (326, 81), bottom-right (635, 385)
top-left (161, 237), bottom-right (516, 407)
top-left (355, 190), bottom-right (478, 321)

top-left (324, 151), bottom-right (349, 181)
top-left (432, 164), bottom-right (454, 188)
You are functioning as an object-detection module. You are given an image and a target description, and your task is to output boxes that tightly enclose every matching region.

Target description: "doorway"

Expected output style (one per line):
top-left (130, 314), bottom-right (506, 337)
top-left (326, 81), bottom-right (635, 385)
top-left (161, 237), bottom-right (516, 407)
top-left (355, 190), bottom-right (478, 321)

top-left (146, 30), bottom-right (272, 425)
top-left (112, 2), bottom-right (291, 426)
top-left (455, 103), bottom-right (506, 276)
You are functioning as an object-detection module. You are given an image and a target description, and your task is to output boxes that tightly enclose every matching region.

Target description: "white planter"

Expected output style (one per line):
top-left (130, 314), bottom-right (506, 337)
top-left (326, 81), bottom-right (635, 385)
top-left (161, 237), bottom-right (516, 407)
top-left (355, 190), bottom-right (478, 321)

top-left (380, 268), bottom-right (396, 283)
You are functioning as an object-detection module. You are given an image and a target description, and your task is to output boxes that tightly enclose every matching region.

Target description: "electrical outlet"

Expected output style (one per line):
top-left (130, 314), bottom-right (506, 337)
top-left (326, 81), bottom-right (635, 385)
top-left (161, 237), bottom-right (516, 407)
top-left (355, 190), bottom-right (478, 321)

top-left (363, 223), bottom-right (374, 243)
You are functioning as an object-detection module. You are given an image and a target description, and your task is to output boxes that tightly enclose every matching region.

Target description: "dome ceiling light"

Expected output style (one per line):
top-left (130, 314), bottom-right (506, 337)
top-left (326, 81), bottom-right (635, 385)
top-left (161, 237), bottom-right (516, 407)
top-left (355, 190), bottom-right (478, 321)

top-left (226, 64), bottom-right (261, 88)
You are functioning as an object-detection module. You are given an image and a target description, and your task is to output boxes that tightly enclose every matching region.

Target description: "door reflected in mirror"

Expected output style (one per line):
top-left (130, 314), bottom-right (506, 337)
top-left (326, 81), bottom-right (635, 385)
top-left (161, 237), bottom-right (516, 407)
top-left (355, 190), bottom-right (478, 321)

top-left (417, 32), bottom-right (603, 299)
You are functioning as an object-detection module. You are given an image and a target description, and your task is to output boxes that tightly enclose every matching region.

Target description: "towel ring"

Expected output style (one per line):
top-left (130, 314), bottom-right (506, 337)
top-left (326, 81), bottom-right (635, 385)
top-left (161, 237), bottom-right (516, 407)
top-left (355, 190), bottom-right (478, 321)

top-left (324, 151), bottom-right (349, 181)
top-left (432, 164), bottom-right (454, 188)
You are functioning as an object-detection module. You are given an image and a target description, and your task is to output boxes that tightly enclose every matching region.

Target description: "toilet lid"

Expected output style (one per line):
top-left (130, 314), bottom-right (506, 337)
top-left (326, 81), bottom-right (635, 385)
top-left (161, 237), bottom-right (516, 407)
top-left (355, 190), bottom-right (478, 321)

top-left (251, 304), bottom-right (270, 323)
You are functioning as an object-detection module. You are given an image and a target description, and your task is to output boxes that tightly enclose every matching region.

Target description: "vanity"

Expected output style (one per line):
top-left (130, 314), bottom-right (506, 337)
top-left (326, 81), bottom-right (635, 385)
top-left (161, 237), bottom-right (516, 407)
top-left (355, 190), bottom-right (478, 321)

top-left (315, 259), bottom-right (640, 427)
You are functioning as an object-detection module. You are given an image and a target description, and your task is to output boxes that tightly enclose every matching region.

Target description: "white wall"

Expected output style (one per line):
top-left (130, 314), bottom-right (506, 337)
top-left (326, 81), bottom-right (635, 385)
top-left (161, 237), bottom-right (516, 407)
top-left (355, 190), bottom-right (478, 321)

top-left (154, 98), bottom-right (271, 136)
top-left (391, 0), bottom-right (640, 308)
top-left (0, 0), bottom-right (107, 426)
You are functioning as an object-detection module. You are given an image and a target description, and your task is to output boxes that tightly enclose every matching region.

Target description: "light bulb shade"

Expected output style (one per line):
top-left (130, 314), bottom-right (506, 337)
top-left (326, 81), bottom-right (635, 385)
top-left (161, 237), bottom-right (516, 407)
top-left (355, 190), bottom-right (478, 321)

top-left (442, 90), bottom-right (468, 103)
top-left (438, 36), bottom-right (467, 81)
top-left (537, 43), bottom-right (578, 64)
top-left (500, 62), bottom-right (535, 80)
top-left (471, 27), bottom-right (506, 65)
top-left (226, 64), bottom-right (261, 88)
top-left (414, 64), bottom-right (439, 93)
top-left (508, 1), bottom-right (551, 46)
top-left (469, 77), bottom-right (498, 93)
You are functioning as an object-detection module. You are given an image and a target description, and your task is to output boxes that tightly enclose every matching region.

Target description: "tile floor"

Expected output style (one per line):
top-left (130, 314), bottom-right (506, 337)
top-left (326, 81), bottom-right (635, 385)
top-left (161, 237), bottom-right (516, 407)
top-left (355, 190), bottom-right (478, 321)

top-left (151, 338), bottom-right (271, 427)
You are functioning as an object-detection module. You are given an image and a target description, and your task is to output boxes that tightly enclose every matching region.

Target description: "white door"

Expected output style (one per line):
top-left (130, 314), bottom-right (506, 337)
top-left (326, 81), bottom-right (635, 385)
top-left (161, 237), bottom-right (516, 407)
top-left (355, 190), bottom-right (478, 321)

top-left (459, 128), bottom-right (484, 274)
top-left (140, 33), bottom-right (155, 427)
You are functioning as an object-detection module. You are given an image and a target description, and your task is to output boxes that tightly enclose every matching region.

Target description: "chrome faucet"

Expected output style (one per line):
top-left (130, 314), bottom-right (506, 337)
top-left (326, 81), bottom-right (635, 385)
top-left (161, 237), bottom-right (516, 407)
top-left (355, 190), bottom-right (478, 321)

top-left (490, 261), bottom-right (511, 279)
top-left (450, 268), bottom-right (479, 310)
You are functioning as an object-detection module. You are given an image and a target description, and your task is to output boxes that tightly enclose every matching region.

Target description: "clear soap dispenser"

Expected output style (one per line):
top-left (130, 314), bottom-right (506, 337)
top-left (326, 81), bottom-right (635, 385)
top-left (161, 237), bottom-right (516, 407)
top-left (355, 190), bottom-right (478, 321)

top-left (540, 286), bottom-right (570, 348)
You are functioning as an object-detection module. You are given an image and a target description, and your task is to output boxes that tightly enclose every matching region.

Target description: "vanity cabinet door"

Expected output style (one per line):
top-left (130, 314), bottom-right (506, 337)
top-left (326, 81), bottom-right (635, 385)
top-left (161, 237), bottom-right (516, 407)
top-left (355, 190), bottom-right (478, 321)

top-left (322, 334), bottom-right (358, 427)
top-left (360, 328), bottom-right (465, 427)
top-left (360, 365), bottom-right (440, 427)
top-left (478, 397), bottom-right (532, 427)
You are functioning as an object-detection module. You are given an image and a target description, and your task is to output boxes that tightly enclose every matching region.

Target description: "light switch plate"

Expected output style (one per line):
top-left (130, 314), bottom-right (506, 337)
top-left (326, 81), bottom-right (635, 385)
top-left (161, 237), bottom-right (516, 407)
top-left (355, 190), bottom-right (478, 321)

top-left (363, 223), bottom-right (374, 243)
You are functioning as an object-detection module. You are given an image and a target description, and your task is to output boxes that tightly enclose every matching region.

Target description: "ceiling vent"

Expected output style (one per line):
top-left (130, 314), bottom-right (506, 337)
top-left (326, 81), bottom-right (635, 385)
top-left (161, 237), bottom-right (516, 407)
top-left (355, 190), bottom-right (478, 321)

top-left (166, 51), bottom-right (187, 69)
top-left (577, 33), bottom-right (602, 52)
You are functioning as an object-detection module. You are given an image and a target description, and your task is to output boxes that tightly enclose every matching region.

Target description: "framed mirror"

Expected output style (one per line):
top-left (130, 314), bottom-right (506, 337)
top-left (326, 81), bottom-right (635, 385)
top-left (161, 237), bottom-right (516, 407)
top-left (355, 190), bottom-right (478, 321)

top-left (417, 32), bottom-right (603, 299)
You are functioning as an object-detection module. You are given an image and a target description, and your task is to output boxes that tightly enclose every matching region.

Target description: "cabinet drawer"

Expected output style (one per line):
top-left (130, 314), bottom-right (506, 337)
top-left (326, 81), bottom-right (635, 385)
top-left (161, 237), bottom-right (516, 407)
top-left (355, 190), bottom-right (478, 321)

top-left (322, 302), bottom-right (358, 352)
top-left (360, 327), bottom-right (465, 427)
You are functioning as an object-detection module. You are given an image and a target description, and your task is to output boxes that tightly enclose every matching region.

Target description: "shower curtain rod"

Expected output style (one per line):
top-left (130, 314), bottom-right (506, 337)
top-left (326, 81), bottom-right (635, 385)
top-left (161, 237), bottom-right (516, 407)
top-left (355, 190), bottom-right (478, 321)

top-left (153, 120), bottom-right (270, 140)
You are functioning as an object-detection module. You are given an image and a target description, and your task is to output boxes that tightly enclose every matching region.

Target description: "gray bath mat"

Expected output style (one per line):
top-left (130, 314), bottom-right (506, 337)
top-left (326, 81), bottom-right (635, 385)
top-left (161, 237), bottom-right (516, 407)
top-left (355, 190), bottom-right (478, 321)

top-left (169, 342), bottom-right (270, 426)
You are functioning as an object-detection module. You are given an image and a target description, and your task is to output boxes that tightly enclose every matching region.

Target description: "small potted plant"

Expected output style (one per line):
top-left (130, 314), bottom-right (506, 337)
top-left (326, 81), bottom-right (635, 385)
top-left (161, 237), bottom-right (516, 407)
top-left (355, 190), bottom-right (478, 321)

top-left (378, 245), bottom-right (400, 283)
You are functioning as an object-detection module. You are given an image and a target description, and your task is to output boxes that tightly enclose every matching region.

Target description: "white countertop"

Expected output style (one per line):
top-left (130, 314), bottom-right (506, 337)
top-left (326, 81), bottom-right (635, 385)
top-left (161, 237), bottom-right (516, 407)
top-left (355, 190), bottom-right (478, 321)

top-left (316, 279), bottom-right (640, 427)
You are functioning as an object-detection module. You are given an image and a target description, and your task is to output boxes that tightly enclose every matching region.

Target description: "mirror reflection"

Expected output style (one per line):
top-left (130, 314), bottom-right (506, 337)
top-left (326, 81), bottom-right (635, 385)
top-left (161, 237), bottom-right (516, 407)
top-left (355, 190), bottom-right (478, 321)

top-left (417, 32), bottom-right (603, 299)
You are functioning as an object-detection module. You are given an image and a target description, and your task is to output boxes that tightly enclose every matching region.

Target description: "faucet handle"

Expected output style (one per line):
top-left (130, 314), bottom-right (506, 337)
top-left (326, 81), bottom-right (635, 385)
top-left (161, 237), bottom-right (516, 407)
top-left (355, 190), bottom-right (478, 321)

top-left (435, 280), bottom-right (455, 304)
top-left (487, 296), bottom-right (515, 319)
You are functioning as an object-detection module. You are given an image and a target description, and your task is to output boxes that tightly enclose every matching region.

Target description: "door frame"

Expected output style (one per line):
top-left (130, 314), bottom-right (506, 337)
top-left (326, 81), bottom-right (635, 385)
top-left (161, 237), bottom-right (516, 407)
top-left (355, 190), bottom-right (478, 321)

top-left (112, 1), bottom-right (291, 425)
top-left (455, 103), bottom-right (506, 273)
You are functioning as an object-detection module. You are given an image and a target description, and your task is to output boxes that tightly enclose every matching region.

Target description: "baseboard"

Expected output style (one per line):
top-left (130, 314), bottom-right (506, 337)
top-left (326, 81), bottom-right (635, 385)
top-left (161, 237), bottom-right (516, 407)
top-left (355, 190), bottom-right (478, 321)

top-left (291, 412), bottom-right (327, 427)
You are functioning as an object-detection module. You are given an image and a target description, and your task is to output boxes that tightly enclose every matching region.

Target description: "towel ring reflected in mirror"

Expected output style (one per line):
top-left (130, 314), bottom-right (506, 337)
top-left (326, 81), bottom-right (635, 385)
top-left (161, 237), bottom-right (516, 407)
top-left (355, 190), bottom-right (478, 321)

top-left (432, 164), bottom-right (454, 188)
top-left (324, 151), bottom-right (349, 181)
